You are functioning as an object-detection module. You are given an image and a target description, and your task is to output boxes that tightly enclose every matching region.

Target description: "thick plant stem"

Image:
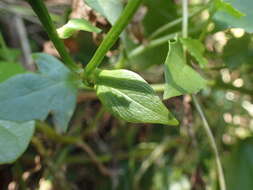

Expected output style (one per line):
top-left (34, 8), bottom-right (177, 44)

top-left (192, 95), bottom-right (226, 190)
top-left (84, 0), bottom-right (143, 77)
top-left (27, 0), bottom-right (77, 71)
top-left (181, 0), bottom-right (226, 189)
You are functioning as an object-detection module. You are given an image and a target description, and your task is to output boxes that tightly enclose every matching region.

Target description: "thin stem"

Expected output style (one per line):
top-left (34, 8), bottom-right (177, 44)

top-left (84, 0), bottom-right (143, 77)
top-left (14, 15), bottom-right (35, 71)
top-left (182, 0), bottom-right (189, 39)
top-left (128, 26), bottom-right (201, 59)
top-left (149, 4), bottom-right (208, 40)
top-left (36, 121), bottom-right (112, 176)
top-left (129, 32), bottom-right (179, 59)
top-left (77, 142), bottom-right (113, 176)
top-left (150, 84), bottom-right (166, 93)
top-left (182, 1), bottom-right (226, 189)
top-left (27, 0), bottom-right (78, 72)
top-left (192, 96), bottom-right (226, 190)
top-left (0, 32), bottom-right (12, 62)
top-left (151, 82), bottom-right (253, 97)
top-left (0, 32), bottom-right (8, 53)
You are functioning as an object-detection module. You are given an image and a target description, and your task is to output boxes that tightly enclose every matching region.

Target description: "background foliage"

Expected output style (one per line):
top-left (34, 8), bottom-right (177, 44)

top-left (0, 0), bottom-right (253, 189)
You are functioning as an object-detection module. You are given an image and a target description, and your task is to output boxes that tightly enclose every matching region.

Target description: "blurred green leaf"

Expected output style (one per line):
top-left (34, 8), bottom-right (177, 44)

top-left (0, 54), bottom-right (79, 133)
top-left (214, 0), bottom-right (253, 33)
top-left (163, 40), bottom-right (206, 99)
top-left (222, 34), bottom-right (253, 69)
top-left (95, 69), bottom-right (178, 126)
top-left (0, 62), bottom-right (25, 83)
top-left (180, 38), bottom-right (208, 67)
top-left (57, 18), bottom-right (101, 39)
top-left (226, 138), bottom-right (253, 190)
top-left (0, 32), bottom-right (20, 62)
top-left (0, 120), bottom-right (35, 164)
top-left (85, 0), bottom-right (123, 24)
top-left (0, 49), bottom-right (21, 63)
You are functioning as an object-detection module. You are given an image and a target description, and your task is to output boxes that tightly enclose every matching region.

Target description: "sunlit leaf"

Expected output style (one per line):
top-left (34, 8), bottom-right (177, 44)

top-left (85, 0), bottom-right (123, 24)
top-left (0, 120), bottom-right (35, 164)
top-left (0, 54), bottom-right (79, 133)
top-left (95, 69), bottom-right (178, 126)
top-left (214, 0), bottom-right (253, 33)
top-left (163, 40), bottom-right (206, 99)
top-left (57, 18), bottom-right (101, 39)
top-left (180, 38), bottom-right (208, 67)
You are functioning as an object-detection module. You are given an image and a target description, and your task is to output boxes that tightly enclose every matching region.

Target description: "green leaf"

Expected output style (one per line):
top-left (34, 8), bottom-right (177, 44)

top-left (0, 62), bottom-right (26, 83)
top-left (85, 0), bottom-right (123, 24)
top-left (0, 53), bottom-right (79, 133)
top-left (215, 0), bottom-right (245, 18)
top-left (95, 69), bottom-right (178, 126)
top-left (163, 40), bottom-right (206, 99)
top-left (0, 120), bottom-right (35, 164)
top-left (57, 18), bottom-right (101, 39)
top-left (180, 38), bottom-right (208, 67)
top-left (225, 138), bottom-right (253, 190)
top-left (214, 0), bottom-right (253, 33)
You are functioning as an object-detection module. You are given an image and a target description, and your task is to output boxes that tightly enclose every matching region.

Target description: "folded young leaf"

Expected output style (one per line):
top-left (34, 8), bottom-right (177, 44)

top-left (0, 120), bottom-right (35, 164)
top-left (0, 62), bottom-right (25, 83)
top-left (163, 40), bottom-right (206, 99)
top-left (0, 54), bottom-right (79, 133)
top-left (215, 0), bottom-right (245, 18)
top-left (180, 38), bottom-right (208, 67)
top-left (95, 69), bottom-right (178, 126)
top-left (85, 0), bottom-right (123, 24)
top-left (214, 0), bottom-right (253, 33)
top-left (57, 18), bottom-right (101, 39)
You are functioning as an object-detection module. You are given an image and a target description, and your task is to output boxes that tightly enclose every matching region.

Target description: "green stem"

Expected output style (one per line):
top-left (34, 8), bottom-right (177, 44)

top-left (36, 121), bottom-right (112, 176)
top-left (84, 0), bottom-right (143, 77)
top-left (214, 80), bottom-right (253, 96)
top-left (27, 0), bottom-right (78, 71)
top-left (128, 26), bottom-right (201, 59)
top-left (150, 84), bottom-right (166, 93)
top-left (36, 121), bottom-right (79, 144)
top-left (182, 0), bottom-right (226, 189)
top-left (151, 81), bottom-right (253, 97)
top-left (0, 32), bottom-right (8, 51)
top-left (149, 4), bottom-right (208, 40)
top-left (129, 32), bottom-right (179, 59)
top-left (192, 96), bottom-right (226, 190)
top-left (182, 0), bottom-right (189, 39)
top-left (0, 31), bottom-right (12, 62)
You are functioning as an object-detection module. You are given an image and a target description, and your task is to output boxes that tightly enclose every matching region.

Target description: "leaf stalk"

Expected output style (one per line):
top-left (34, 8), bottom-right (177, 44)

top-left (84, 0), bottom-right (143, 78)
